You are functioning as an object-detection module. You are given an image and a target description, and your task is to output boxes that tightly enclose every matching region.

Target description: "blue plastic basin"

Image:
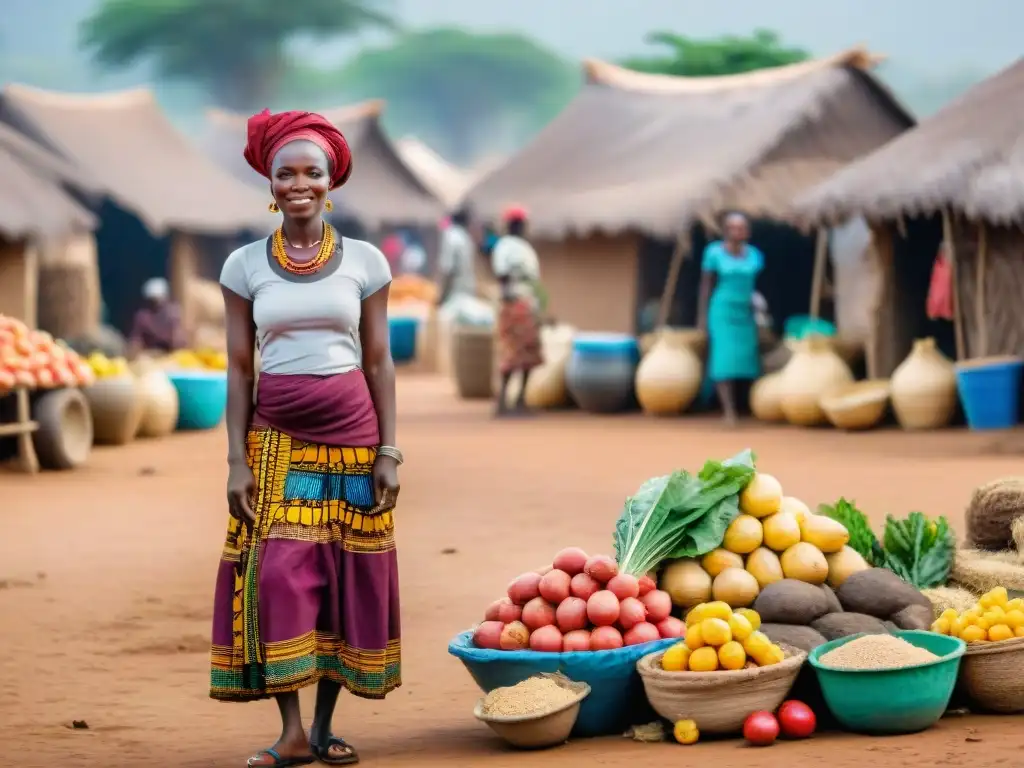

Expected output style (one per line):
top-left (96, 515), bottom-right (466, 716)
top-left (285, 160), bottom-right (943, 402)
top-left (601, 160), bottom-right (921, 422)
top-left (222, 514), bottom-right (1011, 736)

top-left (955, 357), bottom-right (1023, 430)
top-left (389, 316), bottom-right (419, 364)
top-left (167, 370), bottom-right (227, 431)
top-left (448, 630), bottom-right (673, 737)
top-left (571, 333), bottom-right (640, 359)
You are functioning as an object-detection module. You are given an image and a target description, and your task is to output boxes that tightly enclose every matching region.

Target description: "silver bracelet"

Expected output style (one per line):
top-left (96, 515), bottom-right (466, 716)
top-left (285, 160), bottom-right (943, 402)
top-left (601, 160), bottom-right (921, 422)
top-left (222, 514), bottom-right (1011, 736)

top-left (377, 445), bottom-right (404, 465)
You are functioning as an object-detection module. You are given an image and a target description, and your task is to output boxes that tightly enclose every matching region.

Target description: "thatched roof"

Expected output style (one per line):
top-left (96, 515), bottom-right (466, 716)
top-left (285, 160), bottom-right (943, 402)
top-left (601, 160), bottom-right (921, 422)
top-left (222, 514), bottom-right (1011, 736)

top-left (204, 101), bottom-right (444, 228)
top-left (0, 121), bottom-right (97, 240)
top-left (395, 136), bottom-right (479, 209)
top-left (466, 48), bottom-right (914, 239)
top-left (0, 85), bottom-right (270, 236)
top-left (795, 57), bottom-right (1024, 226)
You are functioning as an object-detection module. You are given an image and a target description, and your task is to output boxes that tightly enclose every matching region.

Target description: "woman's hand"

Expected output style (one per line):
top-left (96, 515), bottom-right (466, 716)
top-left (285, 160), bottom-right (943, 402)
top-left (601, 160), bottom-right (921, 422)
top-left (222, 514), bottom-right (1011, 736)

top-left (227, 461), bottom-right (256, 528)
top-left (372, 455), bottom-right (400, 514)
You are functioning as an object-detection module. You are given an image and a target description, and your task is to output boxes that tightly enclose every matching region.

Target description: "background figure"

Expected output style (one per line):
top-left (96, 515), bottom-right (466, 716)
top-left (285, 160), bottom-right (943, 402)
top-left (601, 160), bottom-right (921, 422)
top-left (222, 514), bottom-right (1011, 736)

top-left (697, 212), bottom-right (764, 425)
top-left (126, 277), bottom-right (186, 358)
top-left (436, 207), bottom-right (476, 306)
top-left (399, 229), bottom-right (428, 276)
top-left (380, 230), bottom-right (404, 274)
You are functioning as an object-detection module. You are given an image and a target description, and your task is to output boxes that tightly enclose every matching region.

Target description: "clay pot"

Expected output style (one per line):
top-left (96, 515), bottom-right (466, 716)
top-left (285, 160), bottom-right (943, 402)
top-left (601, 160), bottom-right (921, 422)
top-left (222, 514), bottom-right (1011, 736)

top-left (635, 329), bottom-right (703, 415)
top-left (820, 380), bottom-right (891, 431)
top-left (890, 337), bottom-right (957, 430)
top-left (84, 374), bottom-right (143, 445)
top-left (566, 333), bottom-right (640, 413)
top-left (33, 388), bottom-right (94, 470)
top-left (750, 371), bottom-right (787, 422)
top-left (135, 369), bottom-right (180, 438)
top-left (778, 335), bottom-right (854, 427)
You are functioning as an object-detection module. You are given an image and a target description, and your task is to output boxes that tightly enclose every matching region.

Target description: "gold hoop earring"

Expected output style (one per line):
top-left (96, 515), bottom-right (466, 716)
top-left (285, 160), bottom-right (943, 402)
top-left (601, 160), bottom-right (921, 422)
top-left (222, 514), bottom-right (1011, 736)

top-left (324, 199), bottom-right (334, 212)
top-left (268, 201), bottom-right (279, 213)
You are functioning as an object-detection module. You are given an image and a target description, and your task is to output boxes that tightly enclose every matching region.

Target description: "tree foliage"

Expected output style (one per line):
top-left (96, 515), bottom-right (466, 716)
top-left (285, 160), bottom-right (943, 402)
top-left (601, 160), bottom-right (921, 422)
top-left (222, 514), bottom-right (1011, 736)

top-left (622, 29), bottom-right (810, 77)
top-left (80, 0), bottom-right (396, 109)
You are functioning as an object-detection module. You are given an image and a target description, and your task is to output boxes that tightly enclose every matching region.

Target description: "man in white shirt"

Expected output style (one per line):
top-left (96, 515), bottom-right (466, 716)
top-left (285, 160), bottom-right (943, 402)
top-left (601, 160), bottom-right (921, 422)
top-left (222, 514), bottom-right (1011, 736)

top-left (436, 209), bottom-right (476, 305)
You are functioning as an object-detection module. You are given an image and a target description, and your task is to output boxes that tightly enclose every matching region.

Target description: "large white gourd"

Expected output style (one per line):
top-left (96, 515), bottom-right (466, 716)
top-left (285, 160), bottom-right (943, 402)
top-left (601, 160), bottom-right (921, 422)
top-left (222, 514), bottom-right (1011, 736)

top-left (778, 335), bottom-right (854, 426)
top-left (634, 329), bottom-right (703, 415)
top-left (750, 371), bottom-right (787, 422)
top-left (890, 337), bottom-right (957, 429)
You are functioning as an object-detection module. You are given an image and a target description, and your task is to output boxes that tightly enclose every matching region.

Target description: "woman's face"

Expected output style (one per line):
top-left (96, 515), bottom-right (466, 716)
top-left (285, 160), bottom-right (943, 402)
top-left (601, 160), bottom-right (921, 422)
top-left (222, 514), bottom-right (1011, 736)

top-left (724, 214), bottom-right (750, 243)
top-left (270, 140), bottom-right (331, 220)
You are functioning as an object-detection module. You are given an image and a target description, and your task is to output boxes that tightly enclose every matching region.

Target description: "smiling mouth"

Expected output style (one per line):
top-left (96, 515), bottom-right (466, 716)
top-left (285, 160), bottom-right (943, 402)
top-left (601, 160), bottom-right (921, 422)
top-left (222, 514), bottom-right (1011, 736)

top-left (287, 197), bottom-right (314, 205)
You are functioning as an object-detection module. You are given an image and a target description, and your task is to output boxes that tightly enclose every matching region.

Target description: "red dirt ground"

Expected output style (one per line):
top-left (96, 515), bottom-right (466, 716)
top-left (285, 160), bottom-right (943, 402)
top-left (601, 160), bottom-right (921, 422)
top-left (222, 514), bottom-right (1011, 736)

top-left (3, 375), bottom-right (1024, 767)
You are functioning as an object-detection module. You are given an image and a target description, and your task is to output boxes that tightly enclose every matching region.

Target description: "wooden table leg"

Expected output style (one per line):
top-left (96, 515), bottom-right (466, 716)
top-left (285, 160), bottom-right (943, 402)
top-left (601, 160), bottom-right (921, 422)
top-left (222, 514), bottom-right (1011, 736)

top-left (15, 388), bottom-right (39, 474)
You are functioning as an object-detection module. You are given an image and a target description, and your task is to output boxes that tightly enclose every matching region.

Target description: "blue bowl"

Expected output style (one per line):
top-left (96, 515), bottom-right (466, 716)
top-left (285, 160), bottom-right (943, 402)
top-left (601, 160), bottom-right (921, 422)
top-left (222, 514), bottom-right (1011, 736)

top-left (571, 333), bottom-right (639, 360)
top-left (167, 370), bottom-right (228, 431)
top-left (389, 316), bottom-right (419, 364)
top-left (955, 358), bottom-right (1023, 430)
top-left (448, 630), bottom-right (674, 737)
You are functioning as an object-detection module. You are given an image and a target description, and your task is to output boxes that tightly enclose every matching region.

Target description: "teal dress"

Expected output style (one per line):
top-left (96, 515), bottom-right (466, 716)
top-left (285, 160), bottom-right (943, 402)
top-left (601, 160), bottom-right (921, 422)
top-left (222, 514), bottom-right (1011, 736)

top-left (702, 241), bottom-right (764, 382)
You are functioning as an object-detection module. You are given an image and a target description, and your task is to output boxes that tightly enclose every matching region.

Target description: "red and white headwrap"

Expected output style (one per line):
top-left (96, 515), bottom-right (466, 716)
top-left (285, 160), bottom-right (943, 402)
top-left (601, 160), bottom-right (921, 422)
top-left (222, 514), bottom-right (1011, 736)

top-left (243, 109), bottom-right (353, 189)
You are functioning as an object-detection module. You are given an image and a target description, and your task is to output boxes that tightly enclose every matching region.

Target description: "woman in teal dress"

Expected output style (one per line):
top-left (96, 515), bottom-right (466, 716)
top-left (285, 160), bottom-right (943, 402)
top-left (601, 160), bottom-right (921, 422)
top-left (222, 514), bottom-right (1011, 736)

top-left (698, 212), bottom-right (764, 425)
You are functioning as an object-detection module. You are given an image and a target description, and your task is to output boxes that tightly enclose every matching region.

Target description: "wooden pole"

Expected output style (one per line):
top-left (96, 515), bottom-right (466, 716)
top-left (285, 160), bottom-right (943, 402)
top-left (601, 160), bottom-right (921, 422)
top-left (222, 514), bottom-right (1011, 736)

top-left (809, 227), bottom-right (828, 319)
top-left (976, 221), bottom-right (988, 358)
top-left (942, 210), bottom-right (966, 362)
top-left (655, 229), bottom-right (691, 330)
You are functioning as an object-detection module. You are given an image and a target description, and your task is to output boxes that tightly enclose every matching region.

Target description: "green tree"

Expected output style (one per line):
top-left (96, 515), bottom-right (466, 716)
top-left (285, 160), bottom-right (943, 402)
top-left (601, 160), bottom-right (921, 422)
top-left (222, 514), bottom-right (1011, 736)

top-left (79, 0), bottom-right (396, 110)
top-left (622, 29), bottom-right (810, 77)
top-left (329, 27), bottom-right (579, 165)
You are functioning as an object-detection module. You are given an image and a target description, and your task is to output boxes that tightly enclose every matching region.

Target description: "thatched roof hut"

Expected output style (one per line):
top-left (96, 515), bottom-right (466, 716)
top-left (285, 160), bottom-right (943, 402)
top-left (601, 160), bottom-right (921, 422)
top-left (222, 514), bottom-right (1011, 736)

top-left (795, 57), bottom-right (1024, 375)
top-left (465, 49), bottom-right (914, 334)
top-left (204, 101), bottom-right (443, 229)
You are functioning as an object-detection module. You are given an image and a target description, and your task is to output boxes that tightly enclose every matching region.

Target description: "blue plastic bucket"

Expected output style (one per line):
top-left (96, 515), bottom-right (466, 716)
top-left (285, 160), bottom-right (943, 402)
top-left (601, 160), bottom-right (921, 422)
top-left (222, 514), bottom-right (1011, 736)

top-left (448, 630), bottom-right (674, 737)
top-left (167, 370), bottom-right (227, 430)
top-left (389, 316), bottom-right (419, 364)
top-left (955, 357), bottom-right (1023, 430)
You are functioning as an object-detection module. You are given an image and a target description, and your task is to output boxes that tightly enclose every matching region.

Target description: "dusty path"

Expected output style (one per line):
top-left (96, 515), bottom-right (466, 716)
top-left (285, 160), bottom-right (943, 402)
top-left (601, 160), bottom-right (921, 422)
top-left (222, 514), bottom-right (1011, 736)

top-left (2, 375), bottom-right (1024, 767)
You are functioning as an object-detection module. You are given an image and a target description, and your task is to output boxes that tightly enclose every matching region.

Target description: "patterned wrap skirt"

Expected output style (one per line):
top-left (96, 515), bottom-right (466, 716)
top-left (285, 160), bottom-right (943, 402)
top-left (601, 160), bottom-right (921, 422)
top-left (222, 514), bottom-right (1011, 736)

top-left (209, 425), bottom-right (401, 701)
top-left (497, 296), bottom-right (544, 376)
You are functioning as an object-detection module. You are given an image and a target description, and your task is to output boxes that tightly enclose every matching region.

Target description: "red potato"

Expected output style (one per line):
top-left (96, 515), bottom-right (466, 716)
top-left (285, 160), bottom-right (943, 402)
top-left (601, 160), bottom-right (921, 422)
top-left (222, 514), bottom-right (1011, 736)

top-left (562, 629), bottom-right (592, 652)
top-left (484, 599), bottom-right (505, 622)
top-left (529, 625), bottom-right (564, 653)
top-left (472, 621), bottom-right (504, 649)
top-left (499, 621), bottom-right (530, 650)
top-left (584, 555), bottom-right (618, 584)
top-left (570, 572), bottom-right (601, 601)
top-left (607, 573), bottom-right (640, 601)
top-left (656, 616), bottom-right (686, 639)
top-left (555, 597), bottom-right (588, 633)
top-left (496, 599), bottom-right (523, 625)
top-left (743, 711), bottom-right (780, 746)
top-left (552, 547), bottom-right (589, 576)
top-left (638, 574), bottom-right (657, 596)
top-left (641, 589), bottom-right (673, 622)
top-left (777, 700), bottom-right (816, 739)
top-left (521, 597), bottom-right (557, 631)
top-left (590, 625), bottom-right (624, 650)
top-left (538, 569), bottom-right (572, 604)
top-left (618, 597), bottom-right (648, 630)
top-left (623, 622), bottom-right (661, 646)
top-left (587, 590), bottom-right (620, 627)
top-left (507, 572), bottom-right (543, 606)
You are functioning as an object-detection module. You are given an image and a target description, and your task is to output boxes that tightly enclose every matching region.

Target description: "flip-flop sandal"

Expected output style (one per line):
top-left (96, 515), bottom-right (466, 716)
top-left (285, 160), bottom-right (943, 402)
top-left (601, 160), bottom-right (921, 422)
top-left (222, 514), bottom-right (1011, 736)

top-left (311, 736), bottom-right (359, 766)
top-left (246, 747), bottom-right (316, 767)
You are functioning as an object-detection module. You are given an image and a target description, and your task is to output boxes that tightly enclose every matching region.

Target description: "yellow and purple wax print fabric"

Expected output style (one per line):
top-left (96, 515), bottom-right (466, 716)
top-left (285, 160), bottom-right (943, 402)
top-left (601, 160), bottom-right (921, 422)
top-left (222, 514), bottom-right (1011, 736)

top-left (210, 425), bottom-right (401, 701)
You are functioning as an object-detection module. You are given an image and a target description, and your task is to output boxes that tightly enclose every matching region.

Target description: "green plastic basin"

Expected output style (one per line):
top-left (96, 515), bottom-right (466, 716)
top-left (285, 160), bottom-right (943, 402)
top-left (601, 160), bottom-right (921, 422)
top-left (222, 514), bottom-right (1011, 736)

top-left (808, 630), bottom-right (965, 735)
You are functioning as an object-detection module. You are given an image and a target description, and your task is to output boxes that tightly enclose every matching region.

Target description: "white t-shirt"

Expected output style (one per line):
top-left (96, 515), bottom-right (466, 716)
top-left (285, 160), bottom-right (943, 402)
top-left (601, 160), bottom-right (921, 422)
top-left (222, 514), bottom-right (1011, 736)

top-left (219, 235), bottom-right (392, 376)
top-left (491, 235), bottom-right (540, 283)
top-left (437, 224), bottom-right (476, 297)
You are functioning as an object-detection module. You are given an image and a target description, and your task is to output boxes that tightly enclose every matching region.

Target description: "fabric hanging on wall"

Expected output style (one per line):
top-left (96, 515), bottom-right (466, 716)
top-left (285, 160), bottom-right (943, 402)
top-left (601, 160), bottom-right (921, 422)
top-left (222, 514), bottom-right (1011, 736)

top-left (829, 216), bottom-right (879, 344)
top-left (926, 243), bottom-right (954, 321)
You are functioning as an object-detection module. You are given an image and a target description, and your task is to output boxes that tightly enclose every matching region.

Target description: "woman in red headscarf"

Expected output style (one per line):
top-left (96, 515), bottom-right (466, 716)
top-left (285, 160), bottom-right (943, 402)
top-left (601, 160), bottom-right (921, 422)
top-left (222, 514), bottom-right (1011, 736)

top-left (210, 109), bottom-right (401, 767)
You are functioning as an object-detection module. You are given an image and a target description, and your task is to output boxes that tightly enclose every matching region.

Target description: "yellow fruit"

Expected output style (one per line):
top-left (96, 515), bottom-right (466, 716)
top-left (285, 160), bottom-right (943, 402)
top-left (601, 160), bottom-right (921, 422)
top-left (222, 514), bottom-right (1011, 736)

top-left (728, 612), bottom-right (754, 642)
top-left (798, 515), bottom-right (850, 553)
top-left (960, 625), bottom-right (987, 643)
top-left (983, 587), bottom-right (1009, 608)
top-left (723, 515), bottom-right (764, 555)
top-left (940, 608), bottom-right (960, 623)
top-left (1004, 609), bottom-right (1024, 629)
top-left (701, 549), bottom-right (745, 578)
top-left (735, 608), bottom-right (761, 631)
top-left (739, 473), bottom-right (783, 518)
top-left (688, 646), bottom-right (719, 672)
top-left (826, 546), bottom-right (870, 588)
top-left (685, 603), bottom-right (708, 626)
top-left (711, 568), bottom-right (760, 608)
top-left (746, 547), bottom-right (785, 589)
top-left (701, 618), bottom-right (732, 647)
top-left (718, 641), bottom-right (746, 670)
top-left (700, 601), bottom-right (734, 622)
top-left (1006, 598), bottom-right (1023, 612)
top-left (931, 618), bottom-right (950, 635)
top-left (780, 496), bottom-right (812, 523)
top-left (989, 624), bottom-right (1014, 642)
top-left (762, 512), bottom-right (802, 552)
top-left (660, 559), bottom-right (713, 609)
top-left (984, 609), bottom-right (1005, 626)
top-left (780, 542), bottom-right (829, 584)
top-left (685, 623), bottom-right (705, 650)
top-left (742, 630), bottom-right (772, 659)
top-left (662, 643), bottom-right (690, 672)
top-left (673, 719), bottom-right (699, 745)
top-left (964, 609), bottom-right (981, 624)
top-left (975, 617), bottom-right (991, 631)
top-left (1015, 627), bottom-right (1024, 638)
top-left (951, 617), bottom-right (968, 637)
top-left (757, 643), bottom-right (786, 666)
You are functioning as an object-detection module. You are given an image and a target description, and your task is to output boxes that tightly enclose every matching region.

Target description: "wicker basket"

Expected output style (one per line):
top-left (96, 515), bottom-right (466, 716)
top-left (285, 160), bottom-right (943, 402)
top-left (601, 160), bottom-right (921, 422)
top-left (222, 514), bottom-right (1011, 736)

top-left (451, 325), bottom-right (495, 399)
top-left (958, 636), bottom-right (1024, 713)
top-left (820, 380), bottom-right (891, 430)
top-left (637, 644), bottom-right (806, 734)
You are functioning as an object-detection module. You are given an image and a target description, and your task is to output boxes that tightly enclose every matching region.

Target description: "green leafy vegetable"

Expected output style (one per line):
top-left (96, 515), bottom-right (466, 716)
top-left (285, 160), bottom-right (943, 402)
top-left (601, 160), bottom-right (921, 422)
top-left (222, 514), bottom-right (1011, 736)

top-left (614, 449), bottom-right (756, 577)
top-left (881, 511), bottom-right (955, 589)
top-left (818, 497), bottom-right (885, 566)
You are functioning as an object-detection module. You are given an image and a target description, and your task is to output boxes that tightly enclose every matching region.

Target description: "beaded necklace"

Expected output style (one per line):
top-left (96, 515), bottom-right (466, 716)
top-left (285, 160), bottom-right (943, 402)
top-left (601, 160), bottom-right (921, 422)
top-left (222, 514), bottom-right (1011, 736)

top-left (272, 221), bottom-right (335, 276)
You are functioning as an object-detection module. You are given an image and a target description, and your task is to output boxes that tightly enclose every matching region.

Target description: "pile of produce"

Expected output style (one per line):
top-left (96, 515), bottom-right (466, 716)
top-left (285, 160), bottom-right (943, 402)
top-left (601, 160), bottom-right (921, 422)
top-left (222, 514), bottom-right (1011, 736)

top-left (479, 675), bottom-right (579, 717)
top-left (389, 274), bottom-right (438, 305)
top-left (472, 548), bottom-right (684, 652)
top-left (817, 633), bottom-right (940, 670)
top-left (0, 315), bottom-right (95, 394)
top-left (660, 604), bottom-right (785, 672)
top-left (86, 351), bottom-right (131, 379)
top-left (930, 586), bottom-right (1024, 643)
top-left (674, 700), bottom-right (816, 747)
top-left (162, 348), bottom-right (227, 371)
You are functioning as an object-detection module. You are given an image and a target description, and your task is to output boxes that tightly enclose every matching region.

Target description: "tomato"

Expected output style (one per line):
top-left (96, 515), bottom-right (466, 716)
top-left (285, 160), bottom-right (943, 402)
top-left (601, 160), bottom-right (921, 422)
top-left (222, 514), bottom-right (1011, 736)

top-left (743, 710), bottom-right (779, 746)
top-left (777, 700), bottom-right (816, 739)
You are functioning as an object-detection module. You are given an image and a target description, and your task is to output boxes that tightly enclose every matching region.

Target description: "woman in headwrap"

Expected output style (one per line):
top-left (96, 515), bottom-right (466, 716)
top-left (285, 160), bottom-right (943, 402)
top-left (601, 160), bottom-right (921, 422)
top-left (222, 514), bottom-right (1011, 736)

top-left (211, 109), bottom-right (401, 767)
top-left (126, 277), bottom-right (186, 357)
top-left (491, 206), bottom-right (544, 416)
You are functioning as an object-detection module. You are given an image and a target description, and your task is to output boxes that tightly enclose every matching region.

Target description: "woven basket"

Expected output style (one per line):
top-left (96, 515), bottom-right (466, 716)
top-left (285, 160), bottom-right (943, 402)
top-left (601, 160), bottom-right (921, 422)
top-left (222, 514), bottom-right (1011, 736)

top-left (451, 325), bottom-right (495, 399)
top-left (820, 380), bottom-right (891, 430)
top-left (637, 644), bottom-right (806, 734)
top-left (958, 636), bottom-right (1024, 713)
